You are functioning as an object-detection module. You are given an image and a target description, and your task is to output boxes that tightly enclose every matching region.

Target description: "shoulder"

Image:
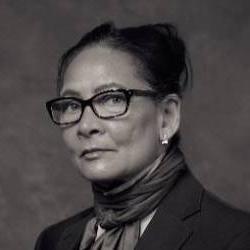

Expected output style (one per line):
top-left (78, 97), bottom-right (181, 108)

top-left (34, 207), bottom-right (94, 250)
top-left (170, 170), bottom-right (250, 249)
top-left (178, 170), bottom-right (250, 229)
top-left (201, 186), bottom-right (250, 230)
top-left (197, 181), bottom-right (250, 248)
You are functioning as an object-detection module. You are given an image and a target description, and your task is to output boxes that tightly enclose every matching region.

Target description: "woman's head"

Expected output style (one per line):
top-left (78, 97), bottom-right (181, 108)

top-left (48, 22), bottom-right (191, 185)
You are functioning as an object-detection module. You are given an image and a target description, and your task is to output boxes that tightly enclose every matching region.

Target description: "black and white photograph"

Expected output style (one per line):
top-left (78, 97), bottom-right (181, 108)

top-left (1, 1), bottom-right (250, 249)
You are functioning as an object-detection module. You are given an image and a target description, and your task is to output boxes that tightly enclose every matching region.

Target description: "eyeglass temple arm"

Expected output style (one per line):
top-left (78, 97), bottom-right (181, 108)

top-left (129, 89), bottom-right (158, 97)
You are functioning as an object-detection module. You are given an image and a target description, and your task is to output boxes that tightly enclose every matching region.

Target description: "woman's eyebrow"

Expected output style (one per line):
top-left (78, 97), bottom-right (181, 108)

top-left (60, 82), bottom-right (125, 97)
top-left (60, 89), bottom-right (81, 97)
top-left (93, 82), bottom-right (125, 94)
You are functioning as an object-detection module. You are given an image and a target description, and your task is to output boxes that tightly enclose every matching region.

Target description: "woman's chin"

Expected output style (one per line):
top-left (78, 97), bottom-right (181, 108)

top-left (79, 170), bottom-right (125, 189)
top-left (74, 157), bottom-right (124, 185)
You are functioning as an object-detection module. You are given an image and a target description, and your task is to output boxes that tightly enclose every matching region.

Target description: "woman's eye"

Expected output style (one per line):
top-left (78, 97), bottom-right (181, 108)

top-left (98, 93), bottom-right (125, 105)
top-left (64, 101), bottom-right (81, 112)
top-left (110, 96), bottom-right (123, 103)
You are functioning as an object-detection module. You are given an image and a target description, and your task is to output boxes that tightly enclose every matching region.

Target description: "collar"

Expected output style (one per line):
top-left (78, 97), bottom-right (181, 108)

top-left (56, 170), bottom-right (203, 250)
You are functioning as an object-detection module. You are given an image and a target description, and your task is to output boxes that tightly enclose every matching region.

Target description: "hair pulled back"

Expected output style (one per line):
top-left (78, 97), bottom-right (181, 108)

top-left (57, 22), bottom-right (192, 97)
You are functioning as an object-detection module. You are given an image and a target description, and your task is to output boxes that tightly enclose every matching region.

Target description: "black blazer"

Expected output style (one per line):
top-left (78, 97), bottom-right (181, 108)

top-left (35, 171), bottom-right (250, 250)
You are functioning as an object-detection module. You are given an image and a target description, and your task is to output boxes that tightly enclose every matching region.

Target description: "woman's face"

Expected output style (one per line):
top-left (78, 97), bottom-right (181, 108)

top-left (60, 45), bottom-right (166, 185)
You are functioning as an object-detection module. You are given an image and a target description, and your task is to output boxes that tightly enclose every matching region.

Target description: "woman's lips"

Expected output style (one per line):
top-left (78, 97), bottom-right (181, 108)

top-left (80, 148), bottom-right (114, 160)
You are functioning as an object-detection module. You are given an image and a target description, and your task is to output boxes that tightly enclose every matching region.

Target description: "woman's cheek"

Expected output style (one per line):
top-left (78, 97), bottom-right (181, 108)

top-left (106, 119), bottom-right (138, 148)
top-left (62, 128), bottom-right (79, 154)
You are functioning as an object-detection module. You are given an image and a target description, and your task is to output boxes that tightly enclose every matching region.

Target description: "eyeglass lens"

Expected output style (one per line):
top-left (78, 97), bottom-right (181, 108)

top-left (51, 91), bottom-right (128, 124)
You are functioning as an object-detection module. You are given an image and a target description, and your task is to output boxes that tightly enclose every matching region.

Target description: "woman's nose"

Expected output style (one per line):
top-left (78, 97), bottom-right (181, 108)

top-left (76, 106), bottom-right (104, 138)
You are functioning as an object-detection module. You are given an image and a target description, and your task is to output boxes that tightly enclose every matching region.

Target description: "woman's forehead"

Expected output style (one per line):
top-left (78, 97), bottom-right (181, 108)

top-left (64, 45), bottom-right (139, 78)
top-left (61, 46), bottom-right (150, 97)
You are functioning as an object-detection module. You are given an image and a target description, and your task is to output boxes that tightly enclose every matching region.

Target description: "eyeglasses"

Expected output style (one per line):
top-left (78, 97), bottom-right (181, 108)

top-left (46, 88), bottom-right (158, 126)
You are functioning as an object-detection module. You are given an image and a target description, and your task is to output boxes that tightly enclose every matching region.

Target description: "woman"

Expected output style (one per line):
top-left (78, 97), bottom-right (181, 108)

top-left (35, 22), bottom-right (250, 250)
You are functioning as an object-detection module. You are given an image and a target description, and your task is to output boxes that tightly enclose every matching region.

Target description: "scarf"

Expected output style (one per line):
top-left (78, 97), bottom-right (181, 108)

top-left (80, 146), bottom-right (186, 250)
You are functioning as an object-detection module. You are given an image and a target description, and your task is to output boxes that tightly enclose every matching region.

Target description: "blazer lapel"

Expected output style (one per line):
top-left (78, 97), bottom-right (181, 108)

top-left (136, 170), bottom-right (203, 250)
top-left (135, 210), bottom-right (192, 249)
top-left (56, 209), bottom-right (94, 250)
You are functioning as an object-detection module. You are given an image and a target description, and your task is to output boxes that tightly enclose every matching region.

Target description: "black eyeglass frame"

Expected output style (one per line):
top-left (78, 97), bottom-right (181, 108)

top-left (46, 88), bottom-right (158, 126)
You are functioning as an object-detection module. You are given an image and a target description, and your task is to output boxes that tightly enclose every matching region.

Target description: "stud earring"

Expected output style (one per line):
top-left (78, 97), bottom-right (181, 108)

top-left (161, 135), bottom-right (168, 145)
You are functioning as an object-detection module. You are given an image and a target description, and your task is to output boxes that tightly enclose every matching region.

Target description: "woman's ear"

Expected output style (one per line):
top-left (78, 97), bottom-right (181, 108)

top-left (158, 94), bottom-right (181, 142)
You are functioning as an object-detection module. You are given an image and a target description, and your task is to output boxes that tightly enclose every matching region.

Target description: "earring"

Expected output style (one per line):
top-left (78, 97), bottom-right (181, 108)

top-left (161, 135), bottom-right (168, 145)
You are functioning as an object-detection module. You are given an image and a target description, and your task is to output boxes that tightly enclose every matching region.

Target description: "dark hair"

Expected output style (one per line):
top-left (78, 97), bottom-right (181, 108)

top-left (57, 22), bottom-right (192, 97)
top-left (57, 22), bottom-right (192, 146)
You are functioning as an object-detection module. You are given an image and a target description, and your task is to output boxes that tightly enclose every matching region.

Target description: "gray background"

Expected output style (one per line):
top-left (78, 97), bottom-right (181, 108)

top-left (1, 1), bottom-right (250, 249)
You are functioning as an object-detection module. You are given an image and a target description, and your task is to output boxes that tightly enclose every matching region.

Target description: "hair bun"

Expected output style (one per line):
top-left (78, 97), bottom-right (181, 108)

top-left (151, 23), bottom-right (178, 38)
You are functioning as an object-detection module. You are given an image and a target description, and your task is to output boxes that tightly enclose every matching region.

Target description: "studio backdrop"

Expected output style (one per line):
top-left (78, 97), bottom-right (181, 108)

top-left (0, 1), bottom-right (250, 250)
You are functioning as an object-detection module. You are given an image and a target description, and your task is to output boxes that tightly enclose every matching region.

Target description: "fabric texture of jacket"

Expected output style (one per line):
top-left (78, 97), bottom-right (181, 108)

top-left (35, 170), bottom-right (250, 250)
